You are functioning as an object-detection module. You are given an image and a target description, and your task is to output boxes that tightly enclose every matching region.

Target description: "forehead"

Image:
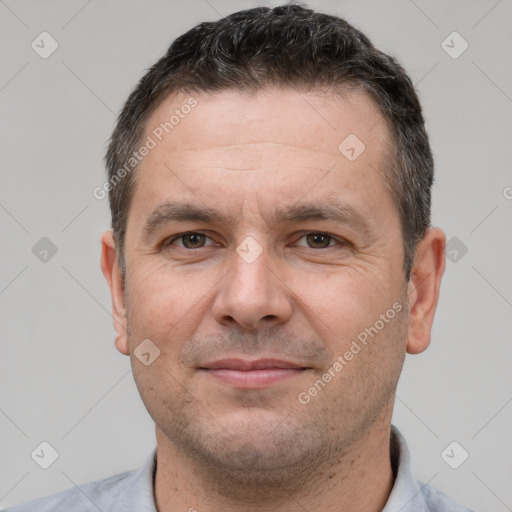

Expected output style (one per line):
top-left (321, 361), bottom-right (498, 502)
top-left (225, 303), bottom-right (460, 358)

top-left (128, 87), bottom-right (397, 235)
top-left (143, 87), bottom-right (389, 162)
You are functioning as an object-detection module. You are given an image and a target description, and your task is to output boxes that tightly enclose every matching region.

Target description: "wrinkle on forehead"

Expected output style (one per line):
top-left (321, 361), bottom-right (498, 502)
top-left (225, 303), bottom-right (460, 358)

top-left (162, 143), bottom-right (339, 173)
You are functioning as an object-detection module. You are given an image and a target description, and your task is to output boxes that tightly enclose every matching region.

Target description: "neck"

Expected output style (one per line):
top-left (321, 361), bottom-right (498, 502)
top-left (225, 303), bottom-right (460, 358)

top-left (154, 417), bottom-right (395, 512)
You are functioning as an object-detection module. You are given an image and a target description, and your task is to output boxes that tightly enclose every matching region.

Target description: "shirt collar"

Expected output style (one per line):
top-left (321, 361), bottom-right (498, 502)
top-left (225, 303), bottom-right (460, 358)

top-left (382, 425), bottom-right (428, 511)
top-left (116, 447), bottom-right (158, 512)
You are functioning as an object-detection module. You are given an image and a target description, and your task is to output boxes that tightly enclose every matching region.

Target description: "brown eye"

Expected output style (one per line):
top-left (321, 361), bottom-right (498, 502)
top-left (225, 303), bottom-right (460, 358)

top-left (305, 233), bottom-right (334, 248)
top-left (168, 232), bottom-right (210, 249)
top-left (181, 233), bottom-right (206, 248)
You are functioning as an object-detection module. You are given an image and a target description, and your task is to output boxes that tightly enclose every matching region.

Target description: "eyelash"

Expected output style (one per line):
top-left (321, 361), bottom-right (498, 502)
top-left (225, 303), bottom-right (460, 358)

top-left (163, 231), bottom-right (347, 250)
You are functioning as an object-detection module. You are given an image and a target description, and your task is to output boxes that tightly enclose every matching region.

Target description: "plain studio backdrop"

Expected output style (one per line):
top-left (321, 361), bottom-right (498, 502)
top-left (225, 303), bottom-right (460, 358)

top-left (0, 1), bottom-right (511, 510)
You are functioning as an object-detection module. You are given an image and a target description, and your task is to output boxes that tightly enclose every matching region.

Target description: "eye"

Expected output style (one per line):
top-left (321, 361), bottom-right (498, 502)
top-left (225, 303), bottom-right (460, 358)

top-left (163, 231), bottom-right (346, 251)
top-left (165, 232), bottom-right (215, 249)
top-left (295, 232), bottom-right (342, 249)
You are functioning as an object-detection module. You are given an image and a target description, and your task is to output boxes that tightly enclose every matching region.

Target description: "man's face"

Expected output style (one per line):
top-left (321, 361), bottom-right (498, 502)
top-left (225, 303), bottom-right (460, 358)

top-left (115, 88), bottom-right (411, 478)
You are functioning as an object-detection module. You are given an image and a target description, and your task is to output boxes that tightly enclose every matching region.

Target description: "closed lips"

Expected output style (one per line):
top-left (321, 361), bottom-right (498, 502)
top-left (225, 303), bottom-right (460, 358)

top-left (199, 358), bottom-right (309, 388)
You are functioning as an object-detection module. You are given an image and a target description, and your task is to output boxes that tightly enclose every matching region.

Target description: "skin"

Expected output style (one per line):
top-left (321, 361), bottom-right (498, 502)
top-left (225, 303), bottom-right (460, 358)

top-left (101, 87), bottom-right (446, 512)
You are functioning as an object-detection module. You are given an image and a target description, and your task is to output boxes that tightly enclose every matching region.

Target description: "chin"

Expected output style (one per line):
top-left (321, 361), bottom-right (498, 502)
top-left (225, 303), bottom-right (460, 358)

top-left (173, 409), bottom-right (327, 478)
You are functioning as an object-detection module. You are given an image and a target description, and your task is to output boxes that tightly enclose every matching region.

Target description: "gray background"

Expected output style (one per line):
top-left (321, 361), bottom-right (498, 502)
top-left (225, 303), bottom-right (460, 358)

top-left (1, 0), bottom-right (511, 510)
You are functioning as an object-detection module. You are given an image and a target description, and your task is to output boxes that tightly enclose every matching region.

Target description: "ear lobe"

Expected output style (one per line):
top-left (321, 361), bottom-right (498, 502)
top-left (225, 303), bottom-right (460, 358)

top-left (100, 230), bottom-right (129, 355)
top-left (406, 227), bottom-right (446, 355)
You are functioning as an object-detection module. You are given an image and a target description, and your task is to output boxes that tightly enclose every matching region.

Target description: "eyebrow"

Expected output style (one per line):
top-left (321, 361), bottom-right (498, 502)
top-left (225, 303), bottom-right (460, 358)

top-left (142, 200), bottom-right (374, 238)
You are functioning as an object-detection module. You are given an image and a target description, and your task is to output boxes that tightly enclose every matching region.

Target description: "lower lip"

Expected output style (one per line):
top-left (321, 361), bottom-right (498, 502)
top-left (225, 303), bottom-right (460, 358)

top-left (203, 368), bottom-right (305, 388)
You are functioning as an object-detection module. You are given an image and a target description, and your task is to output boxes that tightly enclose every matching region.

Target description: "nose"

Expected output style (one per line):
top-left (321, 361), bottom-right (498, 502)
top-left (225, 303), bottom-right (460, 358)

top-left (212, 242), bottom-right (293, 330)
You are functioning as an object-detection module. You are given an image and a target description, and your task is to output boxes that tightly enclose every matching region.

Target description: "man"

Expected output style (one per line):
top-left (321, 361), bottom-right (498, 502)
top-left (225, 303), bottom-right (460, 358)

top-left (8, 3), bottom-right (473, 511)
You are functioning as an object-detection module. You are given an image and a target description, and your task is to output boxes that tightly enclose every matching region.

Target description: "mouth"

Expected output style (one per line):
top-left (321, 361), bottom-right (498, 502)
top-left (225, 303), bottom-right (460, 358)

top-left (199, 358), bottom-right (310, 389)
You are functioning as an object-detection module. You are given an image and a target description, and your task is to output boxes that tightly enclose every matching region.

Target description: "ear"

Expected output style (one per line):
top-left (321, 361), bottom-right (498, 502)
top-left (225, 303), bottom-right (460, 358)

top-left (406, 227), bottom-right (446, 354)
top-left (100, 230), bottom-right (129, 355)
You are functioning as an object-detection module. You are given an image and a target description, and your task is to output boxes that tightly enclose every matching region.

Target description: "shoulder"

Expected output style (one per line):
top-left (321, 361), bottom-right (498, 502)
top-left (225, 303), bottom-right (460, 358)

top-left (4, 469), bottom-right (137, 512)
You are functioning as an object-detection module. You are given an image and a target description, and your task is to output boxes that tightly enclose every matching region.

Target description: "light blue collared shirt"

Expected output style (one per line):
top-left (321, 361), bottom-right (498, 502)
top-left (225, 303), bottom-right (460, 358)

top-left (6, 426), bottom-right (473, 511)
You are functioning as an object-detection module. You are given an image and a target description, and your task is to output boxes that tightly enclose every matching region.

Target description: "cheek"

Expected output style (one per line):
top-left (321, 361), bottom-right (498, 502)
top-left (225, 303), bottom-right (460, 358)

top-left (292, 264), bottom-right (398, 349)
top-left (131, 359), bottom-right (193, 431)
top-left (124, 261), bottom-right (217, 349)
